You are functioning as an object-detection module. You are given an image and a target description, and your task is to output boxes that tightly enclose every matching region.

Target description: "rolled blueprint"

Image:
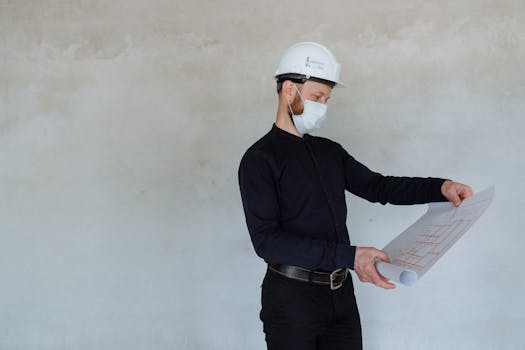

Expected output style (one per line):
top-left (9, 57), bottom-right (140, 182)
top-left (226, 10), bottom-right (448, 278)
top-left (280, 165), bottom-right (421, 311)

top-left (375, 261), bottom-right (418, 286)
top-left (373, 186), bottom-right (494, 287)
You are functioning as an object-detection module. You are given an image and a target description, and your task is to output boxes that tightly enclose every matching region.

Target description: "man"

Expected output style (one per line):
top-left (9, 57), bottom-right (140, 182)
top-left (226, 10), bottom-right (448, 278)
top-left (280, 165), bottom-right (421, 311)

top-left (237, 42), bottom-right (473, 350)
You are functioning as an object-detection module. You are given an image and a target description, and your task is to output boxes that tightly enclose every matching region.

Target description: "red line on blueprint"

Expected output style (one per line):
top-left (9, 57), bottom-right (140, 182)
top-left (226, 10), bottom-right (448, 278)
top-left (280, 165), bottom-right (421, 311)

top-left (403, 253), bottom-right (424, 258)
top-left (392, 259), bottom-right (425, 269)
top-left (393, 219), bottom-right (474, 271)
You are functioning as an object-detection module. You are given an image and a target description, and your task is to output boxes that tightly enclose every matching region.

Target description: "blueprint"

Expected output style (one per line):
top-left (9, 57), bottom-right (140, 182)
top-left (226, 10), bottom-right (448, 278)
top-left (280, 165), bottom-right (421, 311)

top-left (375, 186), bottom-right (495, 286)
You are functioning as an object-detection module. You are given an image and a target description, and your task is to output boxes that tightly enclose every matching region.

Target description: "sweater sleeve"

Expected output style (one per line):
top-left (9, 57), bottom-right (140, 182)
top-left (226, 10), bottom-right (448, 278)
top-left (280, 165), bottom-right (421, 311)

top-left (340, 145), bottom-right (449, 205)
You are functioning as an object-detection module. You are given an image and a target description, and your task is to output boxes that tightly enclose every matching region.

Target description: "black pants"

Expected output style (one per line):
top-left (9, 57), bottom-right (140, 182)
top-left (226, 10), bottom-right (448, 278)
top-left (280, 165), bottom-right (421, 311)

top-left (260, 267), bottom-right (362, 350)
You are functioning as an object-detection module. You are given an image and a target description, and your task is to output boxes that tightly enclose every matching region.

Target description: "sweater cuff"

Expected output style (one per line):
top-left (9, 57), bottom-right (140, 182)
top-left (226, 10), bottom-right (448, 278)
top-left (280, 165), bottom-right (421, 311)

top-left (336, 244), bottom-right (357, 270)
top-left (429, 178), bottom-right (450, 202)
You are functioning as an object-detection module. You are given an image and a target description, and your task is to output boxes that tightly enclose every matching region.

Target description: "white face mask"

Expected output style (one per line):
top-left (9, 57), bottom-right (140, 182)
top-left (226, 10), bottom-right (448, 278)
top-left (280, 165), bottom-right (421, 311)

top-left (288, 84), bottom-right (328, 135)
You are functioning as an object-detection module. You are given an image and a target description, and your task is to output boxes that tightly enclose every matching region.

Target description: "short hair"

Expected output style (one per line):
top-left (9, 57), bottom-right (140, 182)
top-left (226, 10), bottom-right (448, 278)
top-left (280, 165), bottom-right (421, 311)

top-left (276, 74), bottom-right (336, 94)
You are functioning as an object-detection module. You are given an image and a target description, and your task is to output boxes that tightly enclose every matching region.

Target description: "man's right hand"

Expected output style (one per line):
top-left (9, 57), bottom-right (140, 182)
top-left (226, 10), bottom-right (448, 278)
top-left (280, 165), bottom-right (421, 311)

top-left (354, 247), bottom-right (396, 289)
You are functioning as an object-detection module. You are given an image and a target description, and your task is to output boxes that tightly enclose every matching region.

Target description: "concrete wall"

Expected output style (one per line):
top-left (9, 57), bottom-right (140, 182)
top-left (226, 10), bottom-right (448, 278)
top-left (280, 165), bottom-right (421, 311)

top-left (1, 1), bottom-right (524, 349)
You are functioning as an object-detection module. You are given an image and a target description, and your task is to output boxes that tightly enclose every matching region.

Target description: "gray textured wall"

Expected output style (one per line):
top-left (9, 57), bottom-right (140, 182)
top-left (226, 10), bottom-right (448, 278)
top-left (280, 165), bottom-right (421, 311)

top-left (1, 1), bottom-right (524, 349)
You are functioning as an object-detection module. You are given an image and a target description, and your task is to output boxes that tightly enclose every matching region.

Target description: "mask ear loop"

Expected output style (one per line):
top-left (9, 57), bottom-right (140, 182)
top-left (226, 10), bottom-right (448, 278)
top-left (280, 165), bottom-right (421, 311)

top-left (293, 83), bottom-right (305, 102)
top-left (287, 99), bottom-right (294, 117)
top-left (287, 83), bottom-right (304, 117)
top-left (287, 83), bottom-right (305, 117)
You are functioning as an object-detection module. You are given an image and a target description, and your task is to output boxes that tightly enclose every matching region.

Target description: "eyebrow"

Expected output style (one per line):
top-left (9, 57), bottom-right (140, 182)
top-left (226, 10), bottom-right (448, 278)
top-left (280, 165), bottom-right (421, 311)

top-left (313, 90), bottom-right (331, 99)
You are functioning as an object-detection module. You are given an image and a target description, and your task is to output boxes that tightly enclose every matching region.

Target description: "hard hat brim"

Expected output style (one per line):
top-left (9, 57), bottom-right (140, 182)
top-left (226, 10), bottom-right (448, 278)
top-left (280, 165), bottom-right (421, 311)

top-left (276, 73), bottom-right (345, 88)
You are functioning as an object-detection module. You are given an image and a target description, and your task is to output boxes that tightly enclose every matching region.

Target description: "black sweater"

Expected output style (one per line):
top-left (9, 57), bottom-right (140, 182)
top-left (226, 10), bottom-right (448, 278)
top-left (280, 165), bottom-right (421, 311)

top-left (238, 123), bottom-right (448, 271)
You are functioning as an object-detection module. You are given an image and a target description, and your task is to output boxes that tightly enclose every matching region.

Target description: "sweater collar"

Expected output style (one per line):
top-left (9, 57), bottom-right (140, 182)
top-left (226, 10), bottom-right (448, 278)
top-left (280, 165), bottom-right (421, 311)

top-left (271, 123), bottom-right (311, 142)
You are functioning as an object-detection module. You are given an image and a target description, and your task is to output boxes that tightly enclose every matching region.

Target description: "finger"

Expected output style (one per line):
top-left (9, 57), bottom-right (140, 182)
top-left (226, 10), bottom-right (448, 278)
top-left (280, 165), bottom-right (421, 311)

top-left (365, 266), bottom-right (379, 283)
top-left (376, 251), bottom-right (391, 264)
top-left (368, 265), bottom-right (387, 286)
top-left (359, 272), bottom-right (370, 283)
top-left (368, 261), bottom-right (396, 289)
top-left (447, 188), bottom-right (462, 206)
top-left (374, 274), bottom-right (396, 289)
top-left (378, 270), bottom-right (391, 283)
top-left (459, 185), bottom-right (474, 199)
top-left (377, 279), bottom-right (396, 289)
top-left (363, 269), bottom-right (394, 289)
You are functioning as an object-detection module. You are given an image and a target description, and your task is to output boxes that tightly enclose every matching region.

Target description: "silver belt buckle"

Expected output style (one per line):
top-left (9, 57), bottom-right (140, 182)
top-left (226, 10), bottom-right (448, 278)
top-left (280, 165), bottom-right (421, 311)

top-left (329, 268), bottom-right (347, 290)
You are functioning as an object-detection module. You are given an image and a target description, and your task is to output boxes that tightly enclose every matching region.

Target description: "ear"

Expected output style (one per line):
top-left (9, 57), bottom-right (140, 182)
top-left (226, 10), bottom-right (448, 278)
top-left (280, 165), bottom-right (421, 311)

top-left (281, 80), bottom-right (297, 102)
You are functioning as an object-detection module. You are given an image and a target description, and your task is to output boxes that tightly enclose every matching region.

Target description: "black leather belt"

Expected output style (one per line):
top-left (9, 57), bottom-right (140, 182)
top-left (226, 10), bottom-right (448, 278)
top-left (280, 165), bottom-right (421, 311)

top-left (268, 264), bottom-right (348, 290)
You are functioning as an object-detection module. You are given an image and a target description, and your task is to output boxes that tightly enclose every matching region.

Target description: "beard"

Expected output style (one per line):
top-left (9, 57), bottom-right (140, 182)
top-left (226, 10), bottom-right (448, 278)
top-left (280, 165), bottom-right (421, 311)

top-left (288, 93), bottom-right (304, 116)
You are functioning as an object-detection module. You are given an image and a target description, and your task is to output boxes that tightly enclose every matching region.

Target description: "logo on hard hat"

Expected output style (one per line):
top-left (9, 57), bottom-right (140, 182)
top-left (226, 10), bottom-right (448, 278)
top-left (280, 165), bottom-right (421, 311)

top-left (305, 56), bottom-right (325, 71)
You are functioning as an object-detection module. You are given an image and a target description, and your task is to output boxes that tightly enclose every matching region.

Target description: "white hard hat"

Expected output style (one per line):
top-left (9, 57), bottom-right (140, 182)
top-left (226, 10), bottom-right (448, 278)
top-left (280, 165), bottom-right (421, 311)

top-left (275, 42), bottom-right (345, 87)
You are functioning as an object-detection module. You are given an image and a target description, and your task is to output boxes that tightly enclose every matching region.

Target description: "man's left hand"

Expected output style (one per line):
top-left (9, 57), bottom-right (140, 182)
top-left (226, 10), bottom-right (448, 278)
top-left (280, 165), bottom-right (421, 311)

top-left (441, 180), bottom-right (474, 206)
